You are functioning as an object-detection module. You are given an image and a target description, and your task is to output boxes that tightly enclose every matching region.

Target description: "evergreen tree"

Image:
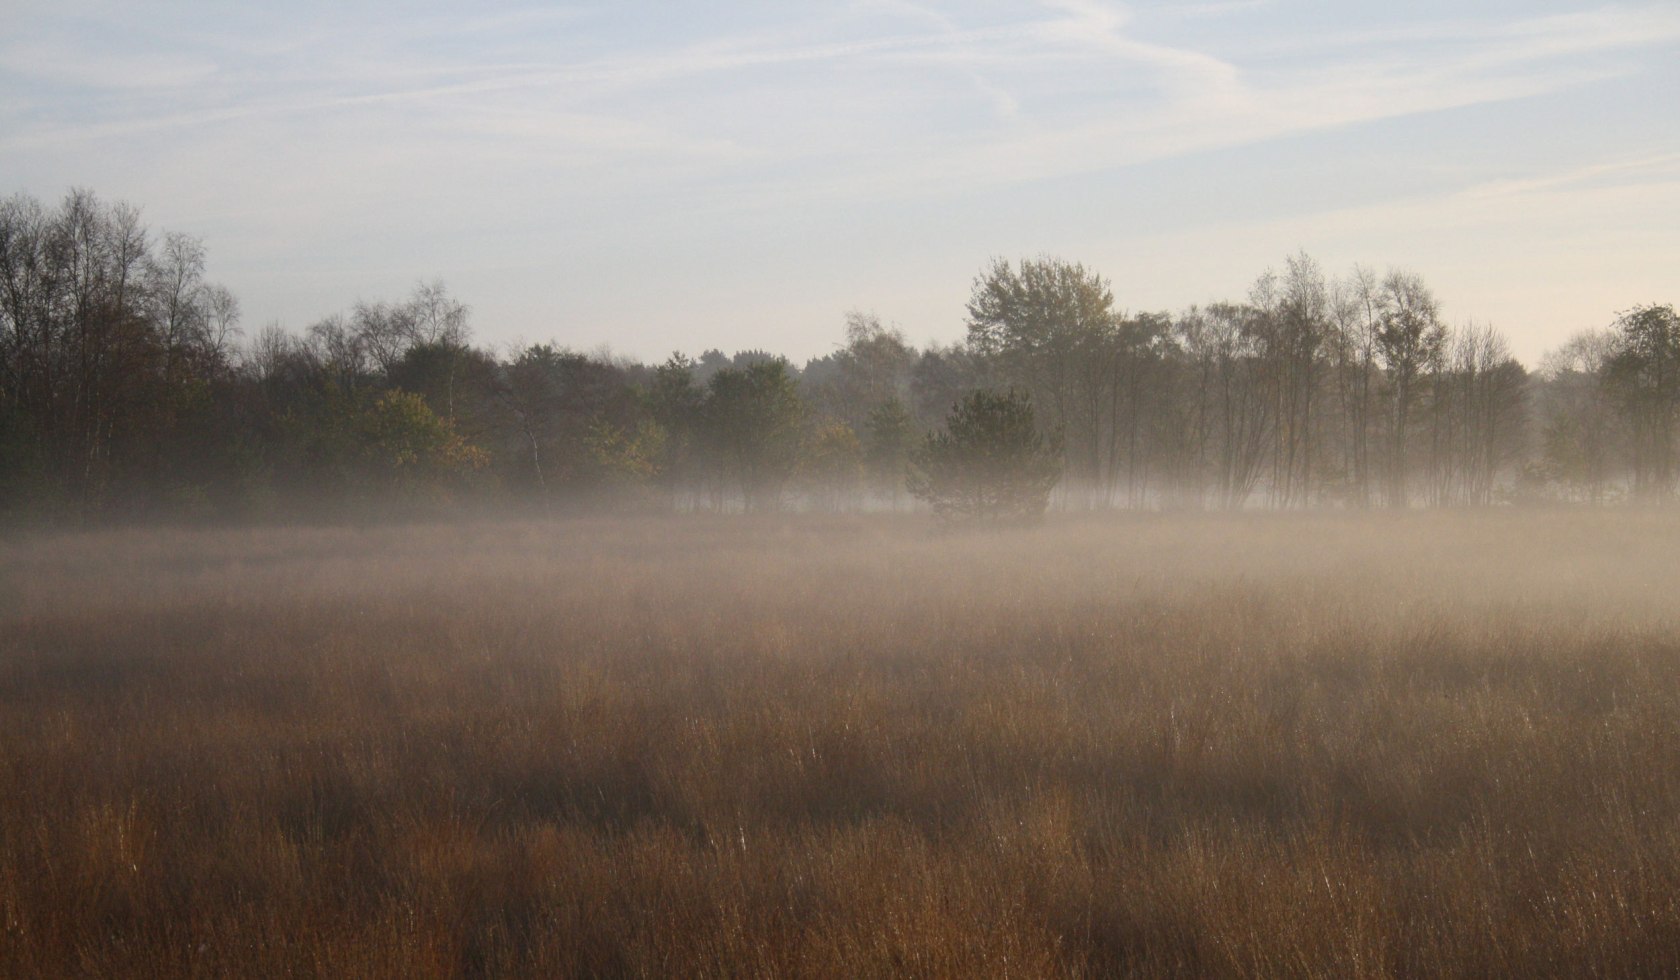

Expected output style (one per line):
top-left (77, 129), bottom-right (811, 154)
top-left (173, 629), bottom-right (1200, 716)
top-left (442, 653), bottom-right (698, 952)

top-left (908, 388), bottom-right (1061, 523)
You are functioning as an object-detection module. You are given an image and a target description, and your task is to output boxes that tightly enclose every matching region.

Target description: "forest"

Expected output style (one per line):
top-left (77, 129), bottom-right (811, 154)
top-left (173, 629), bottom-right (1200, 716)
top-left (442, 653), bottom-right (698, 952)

top-left (2, 187), bottom-right (1675, 523)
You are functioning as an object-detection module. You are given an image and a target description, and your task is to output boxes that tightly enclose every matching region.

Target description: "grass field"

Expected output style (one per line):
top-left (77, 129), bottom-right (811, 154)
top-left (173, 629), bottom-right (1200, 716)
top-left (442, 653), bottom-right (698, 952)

top-left (5, 511), bottom-right (1680, 977)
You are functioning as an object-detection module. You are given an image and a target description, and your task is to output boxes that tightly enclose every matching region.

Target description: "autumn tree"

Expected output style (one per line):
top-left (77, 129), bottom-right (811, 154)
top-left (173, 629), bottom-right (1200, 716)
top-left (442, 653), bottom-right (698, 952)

top-left (355, 390), bottom-right (487, 503)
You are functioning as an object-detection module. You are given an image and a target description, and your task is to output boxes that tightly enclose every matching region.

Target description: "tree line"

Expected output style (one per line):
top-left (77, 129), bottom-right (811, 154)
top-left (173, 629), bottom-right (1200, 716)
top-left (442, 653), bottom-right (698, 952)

top-left (1, 188), bottom-right (1676, 523)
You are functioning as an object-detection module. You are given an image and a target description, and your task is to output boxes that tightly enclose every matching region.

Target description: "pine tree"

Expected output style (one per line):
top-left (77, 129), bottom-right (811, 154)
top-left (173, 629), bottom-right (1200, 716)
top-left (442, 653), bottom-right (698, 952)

top-left (908, 388), bottom-right (1061, 522)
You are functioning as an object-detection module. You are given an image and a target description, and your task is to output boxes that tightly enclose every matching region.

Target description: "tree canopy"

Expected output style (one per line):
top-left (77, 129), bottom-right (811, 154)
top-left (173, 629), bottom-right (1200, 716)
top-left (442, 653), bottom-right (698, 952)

top-left (908, 388), bottom-right (1062, 523)
top-left (5, 185), bottom-right (1678, 522)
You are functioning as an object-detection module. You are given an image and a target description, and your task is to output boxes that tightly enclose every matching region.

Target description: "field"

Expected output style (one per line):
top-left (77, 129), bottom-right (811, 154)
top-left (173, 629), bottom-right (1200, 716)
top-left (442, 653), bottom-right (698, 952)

top-left (5, 511), bottom-right (1680, 977)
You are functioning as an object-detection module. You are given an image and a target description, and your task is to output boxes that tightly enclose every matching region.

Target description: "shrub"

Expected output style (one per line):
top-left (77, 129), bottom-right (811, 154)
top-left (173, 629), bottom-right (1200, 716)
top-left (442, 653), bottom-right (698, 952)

top-left (908, 387), bottom-right (1061, 522)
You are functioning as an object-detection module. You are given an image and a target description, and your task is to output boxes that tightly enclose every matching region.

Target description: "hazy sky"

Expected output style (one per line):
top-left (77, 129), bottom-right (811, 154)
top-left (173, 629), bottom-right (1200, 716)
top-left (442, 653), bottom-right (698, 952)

top-left (3, 0), bottom-right (1677, 366)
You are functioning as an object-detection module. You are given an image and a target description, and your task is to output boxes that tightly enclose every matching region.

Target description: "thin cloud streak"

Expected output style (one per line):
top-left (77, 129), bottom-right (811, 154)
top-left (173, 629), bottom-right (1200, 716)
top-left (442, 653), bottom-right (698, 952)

top-left (0, 1), bottom-right (1672, 360)
top-left (6, 2), bottom-right (1670, 187)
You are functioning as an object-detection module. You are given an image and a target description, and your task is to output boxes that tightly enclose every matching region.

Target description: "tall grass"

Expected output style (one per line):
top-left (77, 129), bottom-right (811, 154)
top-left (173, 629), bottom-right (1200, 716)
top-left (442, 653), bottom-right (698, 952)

top-left (5, 511), bottom-right (1680, 976)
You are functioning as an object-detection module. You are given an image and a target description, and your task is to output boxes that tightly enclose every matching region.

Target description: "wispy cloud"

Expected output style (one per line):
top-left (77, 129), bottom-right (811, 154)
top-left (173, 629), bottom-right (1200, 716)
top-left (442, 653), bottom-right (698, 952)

top-left (11, 1), bottom-right (1669, 222)
top-left (1466, 153), bottom-right (1680, 201)
top-left (1171, 0), bottom-right (1269, 17)
top-left (1239, 4), bottom-right (1680, 59)
top-left (653, 2), bottom-right (1672, 211)
top-left (0, 40), bottom-right (219, 90)
top-left (1, 1), bottom-right (1672, 358)
top-left (1034, 0), bottom-right (1245, 92)
top-left (9, 1), bottom-right (1671, 181)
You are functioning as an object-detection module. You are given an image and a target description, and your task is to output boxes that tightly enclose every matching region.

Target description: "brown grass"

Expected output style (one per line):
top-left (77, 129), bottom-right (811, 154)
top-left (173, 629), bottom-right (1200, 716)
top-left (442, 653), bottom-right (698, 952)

top-left (5, 510), bottom-right (1680, 977)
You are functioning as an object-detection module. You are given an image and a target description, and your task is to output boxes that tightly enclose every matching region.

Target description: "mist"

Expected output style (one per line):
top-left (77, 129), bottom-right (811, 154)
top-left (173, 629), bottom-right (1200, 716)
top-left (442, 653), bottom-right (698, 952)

top-left (8, 511), bottom-right (1680, 974)
top-left (3, 190), bottom-right (1675, 526)
top-left (6, 0), bottom-right (1680, 974)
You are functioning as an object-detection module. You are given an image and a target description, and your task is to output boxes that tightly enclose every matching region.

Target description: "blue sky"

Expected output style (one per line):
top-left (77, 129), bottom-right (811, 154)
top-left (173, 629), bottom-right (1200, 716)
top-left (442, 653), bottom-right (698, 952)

top-left (3, 0), bottom-right (1676, 365)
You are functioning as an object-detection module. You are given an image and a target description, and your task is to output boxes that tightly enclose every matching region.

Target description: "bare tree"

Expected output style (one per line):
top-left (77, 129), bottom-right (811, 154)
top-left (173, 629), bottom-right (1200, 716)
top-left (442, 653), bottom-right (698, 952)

top-left (1328, 266), bottom-right (1384, 507)
top-left (1177, 302), bottom-right (1275, 509)
top-left (1429, 323), bottom-right (1526, 505)
top-left (1376, 270), bottom-right (1445, 508)
top-left (150, 231), bottom-right (207, 383)
top-left (1252, 253), bottom-right (1330, 508)
top-left (408, 279), bottom-right (470, 347)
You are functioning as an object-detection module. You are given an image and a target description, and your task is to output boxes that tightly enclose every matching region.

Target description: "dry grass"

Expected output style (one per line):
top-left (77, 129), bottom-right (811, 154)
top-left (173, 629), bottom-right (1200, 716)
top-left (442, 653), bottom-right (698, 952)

top-left (5, 510), bottom-right (1680, 977)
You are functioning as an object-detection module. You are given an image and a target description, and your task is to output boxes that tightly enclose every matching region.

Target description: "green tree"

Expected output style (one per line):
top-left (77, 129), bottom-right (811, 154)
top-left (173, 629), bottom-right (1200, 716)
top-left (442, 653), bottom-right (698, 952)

top-left (700, 359), bottom-right (808, 511)
top-left (908, 388), bottom-right (1062, 523)
top-left (800, 420), bottom-right (864, 511)
top-left (585, 418), bottom-right (666, 508)
top-left (645, 354), bottom-right (705, 500)
top-left (356, 390), bottom-right (487, 503)
top-left (387, 340), bottom-right (496, 440)
top-left (966, 257), bottom-right (1113, 489)
top-left (494, 344), bottom-right (638, 501)
top-left (863, 397), bottom-right (916, 504)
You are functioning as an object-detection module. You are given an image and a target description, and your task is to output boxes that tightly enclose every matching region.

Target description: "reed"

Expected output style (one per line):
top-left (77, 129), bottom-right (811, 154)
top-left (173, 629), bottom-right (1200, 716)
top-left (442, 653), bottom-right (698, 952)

top-left (4, 510), bottom-right (1680, 977)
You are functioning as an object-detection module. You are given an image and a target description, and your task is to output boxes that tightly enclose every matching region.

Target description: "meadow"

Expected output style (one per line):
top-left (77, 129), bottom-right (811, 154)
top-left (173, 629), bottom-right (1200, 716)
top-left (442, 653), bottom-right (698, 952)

top-left (5, 510), bottom-right (1680, 977)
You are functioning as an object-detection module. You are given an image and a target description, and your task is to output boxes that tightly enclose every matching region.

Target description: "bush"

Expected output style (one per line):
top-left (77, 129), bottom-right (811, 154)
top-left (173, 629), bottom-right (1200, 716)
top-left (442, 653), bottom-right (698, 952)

top-left (908, 388), bottom-right (1061, 522)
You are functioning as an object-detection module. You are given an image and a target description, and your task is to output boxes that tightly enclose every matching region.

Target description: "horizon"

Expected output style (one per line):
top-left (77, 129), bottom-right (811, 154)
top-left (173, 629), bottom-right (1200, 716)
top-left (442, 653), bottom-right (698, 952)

top-left (3, 0), bottom-right (1677, 367)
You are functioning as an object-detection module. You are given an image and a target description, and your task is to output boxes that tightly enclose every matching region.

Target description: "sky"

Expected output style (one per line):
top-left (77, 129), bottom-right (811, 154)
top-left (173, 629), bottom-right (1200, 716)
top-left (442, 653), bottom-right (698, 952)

top-left (2, 0), bottom-right (1677, 367)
